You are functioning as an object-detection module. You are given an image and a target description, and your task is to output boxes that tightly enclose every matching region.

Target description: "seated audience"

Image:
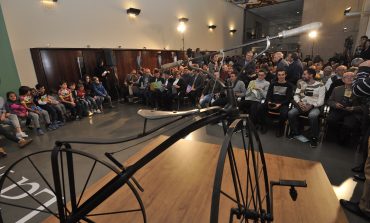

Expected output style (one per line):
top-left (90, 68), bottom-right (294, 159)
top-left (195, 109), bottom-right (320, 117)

top-left (325, 65), bottom-right (347, 100)
top-left (83, 75), bottom-right (102, 113)
top-left (58, 81), bottom-right (79, 120)
top-left (161, 72), bottom-right (175, 110)
top-left (148, 68), bottom-right (164, 109)
top-left (239, 70), bottom-right (270, 126)
top-left (212, 72), bottom-right (246, 107)
top-left (321, 66), bottom-right (333, 84)
top-left (1, 96), bottom-right (28, 139)
top-left (19, 86), bottom-right (57, 132)
top-left (187, 68), bottom-right (204, 106)
top-left (34, 84), bottom-right (64, 126)
top-left (288, 68), bottom-right (326, 148)
top-left (258, 69), bottom-right (294, 137)
top-left (48, 91), bottom-right (67, 122)
top-left (7, 91), bottom-right (50, 135)
top-left (199, 72), bottom-right (223, 108)
top-left (92, 77), bottom-right (114, 109)
top-left (69, 82), bottom-right (89, 117)
top-left (327, 72), bottom-right (362, 144)
top-left (77, 83), bottom-right (101, 114)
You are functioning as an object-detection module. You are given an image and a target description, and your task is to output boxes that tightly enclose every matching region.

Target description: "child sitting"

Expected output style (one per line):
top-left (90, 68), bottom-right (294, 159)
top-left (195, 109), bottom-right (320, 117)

top-left (58, 81), bottom-right (79, 120)
top-left (69, 82), bottom-right (90, 117)
top-left (77, 83), bottom-right (101, 114)
top-left (33, 85), bottom-right (64, 126)
top-left (7, 90), bottom-right (54, 135)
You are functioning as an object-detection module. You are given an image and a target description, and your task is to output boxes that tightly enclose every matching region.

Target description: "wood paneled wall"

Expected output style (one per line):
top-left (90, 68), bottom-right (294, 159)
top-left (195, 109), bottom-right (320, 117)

top-left (30, 48), bottom-right (189, 91)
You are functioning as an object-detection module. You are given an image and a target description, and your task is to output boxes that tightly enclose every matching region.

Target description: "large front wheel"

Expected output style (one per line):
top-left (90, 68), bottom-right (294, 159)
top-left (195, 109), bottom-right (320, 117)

top-left (0, 148), bottom-right (146, 223)
top-left (211, 118), bottom-right (271, 223)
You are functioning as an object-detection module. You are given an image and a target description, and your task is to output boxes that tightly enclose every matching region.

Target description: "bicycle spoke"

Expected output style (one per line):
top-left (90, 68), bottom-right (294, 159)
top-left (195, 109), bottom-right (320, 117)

top-left (0, 200), bottom-right (57, 215)
top-left (220, 190), bottom-right (243, 207)
top-left (5, 176), bottom-right (58, 217)
top-left (229, 146), bottom-right (247, 208)
top-left (60, 151), bottom-right (68, 218)
top-left (77, 160), bottom-right (97, 207)
top-left (27, 157), bottom-right (57, 195)
top-left (87, 208), bottom-right (142, 216)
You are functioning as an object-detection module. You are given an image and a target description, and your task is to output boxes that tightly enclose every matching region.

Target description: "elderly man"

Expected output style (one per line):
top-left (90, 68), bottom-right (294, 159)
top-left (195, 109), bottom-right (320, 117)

top-left (325, 65), bottom-right (347, 100)
top-left (273, 52), bottom-right (289, 72)
top-left (321, 66), bottom-right (333, 84)
top-left (340, 61), bottom-right (370, 221)
top-left (288, 68), bottom-right (326, 148)
top-left (327, 72), bottom-right (362, 144)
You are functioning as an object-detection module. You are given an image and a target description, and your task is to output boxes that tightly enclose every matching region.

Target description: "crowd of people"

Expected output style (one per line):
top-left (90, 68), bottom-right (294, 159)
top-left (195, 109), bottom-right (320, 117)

top-left (0, 39), bottom-right (370, 221)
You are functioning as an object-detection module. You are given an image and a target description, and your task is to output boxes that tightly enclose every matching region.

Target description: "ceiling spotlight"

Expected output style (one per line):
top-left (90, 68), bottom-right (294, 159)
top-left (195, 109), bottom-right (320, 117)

top-left (296, 11), bottom-right (300, 14)
top-left (344, 6), bottom-right (352, 15)
top-left (208, 25), bottom-right (217, 31)
top-left (127, 8), bottom-right (141, 18)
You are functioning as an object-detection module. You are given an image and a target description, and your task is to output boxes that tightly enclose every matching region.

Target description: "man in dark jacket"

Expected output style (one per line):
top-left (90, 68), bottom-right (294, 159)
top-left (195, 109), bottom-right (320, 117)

top-left (236, 51), bottom-right (256, 87)
top-left (340, 61), bottom-right (370, 222)
top-left (326, 72), bottom-right (362, 143)
top-left (286, 52), bottom-right (303, 86)
top-left (273, 52), bottom-right (289, 72)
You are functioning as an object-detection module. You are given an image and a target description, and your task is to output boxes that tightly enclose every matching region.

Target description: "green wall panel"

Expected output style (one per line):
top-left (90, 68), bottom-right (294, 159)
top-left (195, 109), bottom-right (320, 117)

top-left (0, 3), bottom-right (20, 98)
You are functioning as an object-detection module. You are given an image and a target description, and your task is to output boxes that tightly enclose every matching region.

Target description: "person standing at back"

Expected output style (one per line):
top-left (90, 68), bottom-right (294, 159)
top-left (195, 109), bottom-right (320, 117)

top-left (286, 52), bottom-right (303, 86)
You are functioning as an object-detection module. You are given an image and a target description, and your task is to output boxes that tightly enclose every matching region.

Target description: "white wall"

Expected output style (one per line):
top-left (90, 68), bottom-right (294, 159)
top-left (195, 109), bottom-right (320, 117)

top-left (300, 0), bottom-right (363, 61)
top-left (0, 0), bottom-right (243, 86)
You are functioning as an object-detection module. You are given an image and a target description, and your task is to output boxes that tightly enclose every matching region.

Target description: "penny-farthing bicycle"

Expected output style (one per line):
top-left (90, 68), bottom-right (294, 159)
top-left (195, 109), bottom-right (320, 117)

top-left (0, 23), bottom-right (320, 223)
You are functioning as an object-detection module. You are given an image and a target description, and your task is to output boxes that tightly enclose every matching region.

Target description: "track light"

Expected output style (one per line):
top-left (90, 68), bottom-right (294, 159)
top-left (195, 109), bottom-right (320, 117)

top-left (127, 8), bottom-right (141, 18)
top-left (229, 29), bottom-right (237, 35)
top-left (208, 25), bottom-right (217, 31)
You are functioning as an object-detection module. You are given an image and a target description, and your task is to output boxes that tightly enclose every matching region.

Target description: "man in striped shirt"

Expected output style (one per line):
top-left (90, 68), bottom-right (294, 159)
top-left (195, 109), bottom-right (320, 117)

top-left (288, 68), bottom-right (326, 148)
top-left (340, 61), bottom-right (370, 221)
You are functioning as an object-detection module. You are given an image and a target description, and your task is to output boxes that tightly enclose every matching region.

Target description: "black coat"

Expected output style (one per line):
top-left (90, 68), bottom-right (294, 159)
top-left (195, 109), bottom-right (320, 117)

top-left (286, 59), bottom-right (303, 85)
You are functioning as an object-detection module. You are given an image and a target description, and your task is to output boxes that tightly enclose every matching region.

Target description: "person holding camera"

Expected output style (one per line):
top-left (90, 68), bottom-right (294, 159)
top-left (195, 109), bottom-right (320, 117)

top-left (326, 72), bottom-right (362, 144)
top-left (288, 68), bottom-right (326, 148)
top-left (258, 69), bottom-right (293, 137)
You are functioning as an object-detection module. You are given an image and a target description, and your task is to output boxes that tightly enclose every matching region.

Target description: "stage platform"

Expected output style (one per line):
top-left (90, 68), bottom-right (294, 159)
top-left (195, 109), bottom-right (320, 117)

top-left (45, 136), bottom-right (348, 223)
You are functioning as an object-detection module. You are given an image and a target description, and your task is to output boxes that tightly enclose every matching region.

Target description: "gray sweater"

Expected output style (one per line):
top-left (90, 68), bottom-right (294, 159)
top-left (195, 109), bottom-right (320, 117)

top-left (245, 79), bottom-right (270, 102)
top-left (233, 80), bottom-right (246, 97)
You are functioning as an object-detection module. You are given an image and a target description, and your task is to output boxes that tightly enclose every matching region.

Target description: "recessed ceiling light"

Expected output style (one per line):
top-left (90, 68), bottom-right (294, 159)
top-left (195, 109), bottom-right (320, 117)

top-left (296, 11), bottom-right (300, 14)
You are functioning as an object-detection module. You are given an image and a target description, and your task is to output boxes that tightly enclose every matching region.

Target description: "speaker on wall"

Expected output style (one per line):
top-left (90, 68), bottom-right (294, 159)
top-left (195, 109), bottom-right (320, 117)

top-left (104, 49), bottom-right (116, 66)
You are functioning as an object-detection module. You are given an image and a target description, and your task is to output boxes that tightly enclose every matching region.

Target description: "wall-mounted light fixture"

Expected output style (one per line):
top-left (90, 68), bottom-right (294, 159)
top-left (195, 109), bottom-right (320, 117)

top-left (208, 25), bottom-right (217, 31)
top-left (344, 6), bottom-right (352, 15)
top-left (229, 29), bottom-right (237, 35)
top-left (41, 0), bottom-right (57, 8)
top-left (127, 8), bottom-right (141, 18)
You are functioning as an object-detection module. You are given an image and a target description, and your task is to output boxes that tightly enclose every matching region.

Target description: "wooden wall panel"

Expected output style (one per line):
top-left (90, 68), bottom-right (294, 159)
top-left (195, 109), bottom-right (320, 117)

top-left (82, 49), bottom-right (105, 77)
top-left (141, 50), bottom-right (159, 70)
top-left (30, 49), bottom-right (47, 89)
top-left (40, 49), bottom-right (82, 91)
top-left (31, 48), bottom-right (215, 91)
top-left (115, 50), bottom-right (137, 83)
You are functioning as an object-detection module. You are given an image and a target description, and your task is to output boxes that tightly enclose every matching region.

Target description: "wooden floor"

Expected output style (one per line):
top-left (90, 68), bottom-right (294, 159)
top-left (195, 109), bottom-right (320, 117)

top-left (44, 136), bottom-right (348, 223)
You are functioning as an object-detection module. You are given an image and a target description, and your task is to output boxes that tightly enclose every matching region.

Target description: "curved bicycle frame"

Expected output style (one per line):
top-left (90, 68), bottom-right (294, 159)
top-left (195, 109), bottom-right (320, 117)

top-left (52, 107), bottom-right (230, 222)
